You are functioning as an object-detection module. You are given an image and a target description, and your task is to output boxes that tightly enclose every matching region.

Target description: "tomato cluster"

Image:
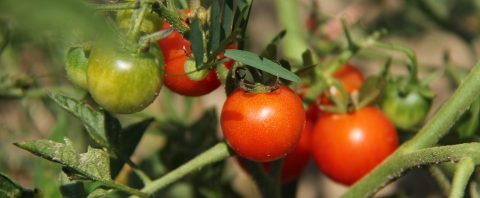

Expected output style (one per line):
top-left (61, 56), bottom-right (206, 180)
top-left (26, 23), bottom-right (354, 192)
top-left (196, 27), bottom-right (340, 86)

top-left (307, 64), bottom-right (398, 185)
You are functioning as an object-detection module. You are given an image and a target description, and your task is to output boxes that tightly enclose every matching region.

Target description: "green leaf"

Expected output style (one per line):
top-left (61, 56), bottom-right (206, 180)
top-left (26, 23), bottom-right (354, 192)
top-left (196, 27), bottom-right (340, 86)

top-left (189, 18), bottom-right (204, 69)
top-left (110, 118), bottom-right (153, 178)
top-left (49, 93), bottom-right (121, 150)
top-left (208, 0), bottom-right (221, 53)
top-left (224, 49), bottom-right (301, 82)
top-left (221, 0), bottom-right (234, 41)
top-left (356, 76), bottom-right (386, 109)
top-left (65, 47), bottom-right (89, 89)
top-left (60, 172), bottom-right (87, 198)
top-left (0, 172), bottom-right (36, 198)
top-left (14, 138), bottom-right (111, 181)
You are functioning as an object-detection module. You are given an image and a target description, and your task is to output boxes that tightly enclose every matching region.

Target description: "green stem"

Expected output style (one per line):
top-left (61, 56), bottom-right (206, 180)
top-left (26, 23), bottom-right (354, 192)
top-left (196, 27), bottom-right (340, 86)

top-left (128, 0), bottom-right (152, 42)
top-left (141, 142), bottom-right (231, 195)
top-left (154, 2), bottom-right (189, 34)
top-left (91, 2), bottom-right (138, 10)
top-left (449, 158), bottom-right (475, 198)
top-left (429, 165), bottom-right (451, 196)
top-left (125, 158), bottom-right (152, 184)
top-left (275, 0), bottom-right (309, 64)
top-left (139, 29), bottom-right (173, 48)
top-left (373, 42), bottom-right (418, 83)
top-left (342, 143), bottom-right (480, 198)
top-left (102, 179), bottom-right (147, 197)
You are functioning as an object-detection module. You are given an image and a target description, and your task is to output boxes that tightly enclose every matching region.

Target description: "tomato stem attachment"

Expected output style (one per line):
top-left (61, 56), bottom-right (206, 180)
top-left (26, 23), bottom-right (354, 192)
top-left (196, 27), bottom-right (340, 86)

top-left (153, 1), bottom-right (189, 34)
top-left (141, 142), bottom-right (232, 195)
top-left (127, 0), bottom-right (153, 43)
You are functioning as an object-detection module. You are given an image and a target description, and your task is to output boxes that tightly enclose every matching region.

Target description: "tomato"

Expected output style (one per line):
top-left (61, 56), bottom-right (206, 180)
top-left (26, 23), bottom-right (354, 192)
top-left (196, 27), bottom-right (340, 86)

top-left (312, 107), bottom-right (398, 185)
top-left (265, 120), bottom-right (313, 182)
top-left (65, 47), bottom-right (89, 89)
top-left (221, 85), bottom-right (306, 162)
top-left (117, 10), bottom-right (161, 34)
top-left (87, 45), bottom-right (163, 114)
top-left (380, 78), bottom-right (432, 130)
top-left (306, 63), bottom-right (364, 122)
top-left (157, 22), bottom-right (235, 96)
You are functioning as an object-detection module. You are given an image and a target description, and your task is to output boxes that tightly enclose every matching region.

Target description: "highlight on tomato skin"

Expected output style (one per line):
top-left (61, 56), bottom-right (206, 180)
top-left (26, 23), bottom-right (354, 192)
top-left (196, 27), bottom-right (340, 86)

top-left (221, 85), bottom-right (306, 162)
top-left (312, 106), bottom-right (398, 185)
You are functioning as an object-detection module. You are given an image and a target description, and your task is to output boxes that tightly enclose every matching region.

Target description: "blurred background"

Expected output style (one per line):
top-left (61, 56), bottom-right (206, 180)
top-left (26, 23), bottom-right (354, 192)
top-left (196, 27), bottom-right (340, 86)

top-left (1, 0), bottom-right (479, 197)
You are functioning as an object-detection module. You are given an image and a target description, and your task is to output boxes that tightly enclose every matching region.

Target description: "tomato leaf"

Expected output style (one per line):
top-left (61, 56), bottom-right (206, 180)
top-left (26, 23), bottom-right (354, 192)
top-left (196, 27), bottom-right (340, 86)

top-left (208, 0), bottom-right (221, 53)
top-left (60, 172), bottom-right (87, 198)
top-left (49, 93), bottom-right (118, 150)
top-left (224, 49), bottom-right (301, 82)
top-left (14, 138), bottom-right (111, 181)
top-left (221, 0), bottom-right (234, 41)
top-left (0, 172), bottom-right (36, 198)
top-left (189, 18), bottom-right (204, 69)
top-left (356, 76), bottom-right (386, 109)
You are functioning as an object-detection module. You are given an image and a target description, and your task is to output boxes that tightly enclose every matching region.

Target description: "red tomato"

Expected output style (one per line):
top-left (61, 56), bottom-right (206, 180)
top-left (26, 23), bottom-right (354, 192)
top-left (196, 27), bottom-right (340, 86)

top-left (306, 63), bottom-right (364, 122)
top-left (157, 22), bottom-right (236, 96)
top-left (312, 107), bottom-right (398, 185)
top-left (264, 120), bottom-right (313, 182)
top-left (221, 85), bottom-right (306, 162)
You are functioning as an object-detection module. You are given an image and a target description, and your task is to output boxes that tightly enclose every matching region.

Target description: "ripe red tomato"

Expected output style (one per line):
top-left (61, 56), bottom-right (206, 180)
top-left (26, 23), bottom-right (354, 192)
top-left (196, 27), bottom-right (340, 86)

top-left (221, 85), bottom-right (306, 162)
top-left (264, 120), bottom-right (313, 182)
top-left (306, 63), bottom-right (364, 122)
top-left (312, 107), bottom-right (398, 185)
top-left (157, 23), bottom-right (235, 96)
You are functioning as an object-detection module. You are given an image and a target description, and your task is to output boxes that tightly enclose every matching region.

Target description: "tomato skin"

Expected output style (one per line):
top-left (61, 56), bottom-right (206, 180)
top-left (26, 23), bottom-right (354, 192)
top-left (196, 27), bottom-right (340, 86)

top-left (312, 107), bottom-right (398, 185)
top-left (265, 120), bottom-right (313, 182)
top-left (221, 85), bottom-right (306, 162)
top-left (306, 63), bottom-right (364, 122)
top-left (87, 46), bottom-right (163, 114)
top-left (157, 22), bottom-right (235, 96)
top-left (380, 79), bottom-right (432, 130)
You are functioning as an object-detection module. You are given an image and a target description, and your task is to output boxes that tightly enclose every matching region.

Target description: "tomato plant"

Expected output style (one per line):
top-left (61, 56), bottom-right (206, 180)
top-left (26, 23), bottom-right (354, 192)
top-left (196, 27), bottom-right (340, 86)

top-left (221, 85), bottom-right (306, 162)
top-left (312, 106), bottom-right (398, 185)
top-left (87, 45), bottom-right (163, 114)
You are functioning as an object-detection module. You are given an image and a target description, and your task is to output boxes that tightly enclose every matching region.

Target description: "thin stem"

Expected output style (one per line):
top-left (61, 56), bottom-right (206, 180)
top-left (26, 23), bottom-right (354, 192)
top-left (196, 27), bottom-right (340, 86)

top-left (91, 2), bottom-right (138, 10)
top-left (102, 179), bottom-right (147, 197)
top-left (429, 165), bottom-right (451, 196)
top-left (373, 42), bottom-right (418, 83)
top-left (128, 0), bottom-right (152, 42)
top-left (125, 158), bottom-right (152, 184)
top-left (141, 142), bottom-right (231, 195)
top-left (449, 158), bottom-right (475, 198)
top-left (342, 143), bottom-right (480, 198)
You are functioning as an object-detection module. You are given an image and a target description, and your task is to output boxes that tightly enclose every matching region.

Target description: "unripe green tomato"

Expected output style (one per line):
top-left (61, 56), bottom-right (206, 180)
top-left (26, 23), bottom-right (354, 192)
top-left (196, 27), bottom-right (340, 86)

top-left (117, 10), bottom-right (161, 34)
top-left (65, 47), bottom-right (89, 89)
top-left (380, 79), bottom-right (432, 130)
top-left (183, 58), bottom-right (209, 81)
top-left (87, 45), bottom-right (163, 114)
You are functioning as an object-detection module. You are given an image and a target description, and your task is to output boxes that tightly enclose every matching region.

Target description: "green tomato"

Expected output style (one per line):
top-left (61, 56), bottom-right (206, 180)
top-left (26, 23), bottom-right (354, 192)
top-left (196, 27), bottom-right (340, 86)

top-left (65, 47), bottom-right (89, 89)
top-left (380, 78), bottom-right (433, 130)
top-left (87, 45), bottom-right (163, 114)
top-left (117, 10), bottom-right (161, 34)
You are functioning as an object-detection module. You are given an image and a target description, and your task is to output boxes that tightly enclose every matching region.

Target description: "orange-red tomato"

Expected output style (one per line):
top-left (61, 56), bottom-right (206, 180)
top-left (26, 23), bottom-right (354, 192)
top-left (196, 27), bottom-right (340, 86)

top-left (264, 120), bottom-right (313, 182)
top-left (312, 107), bottom-right (398, 185)
top-left (306, 63), bottom-right (364, 122)
top-left (221, 85), bottom-right (306, 162)
top-left (157, 22), bottom-right (235, 96)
